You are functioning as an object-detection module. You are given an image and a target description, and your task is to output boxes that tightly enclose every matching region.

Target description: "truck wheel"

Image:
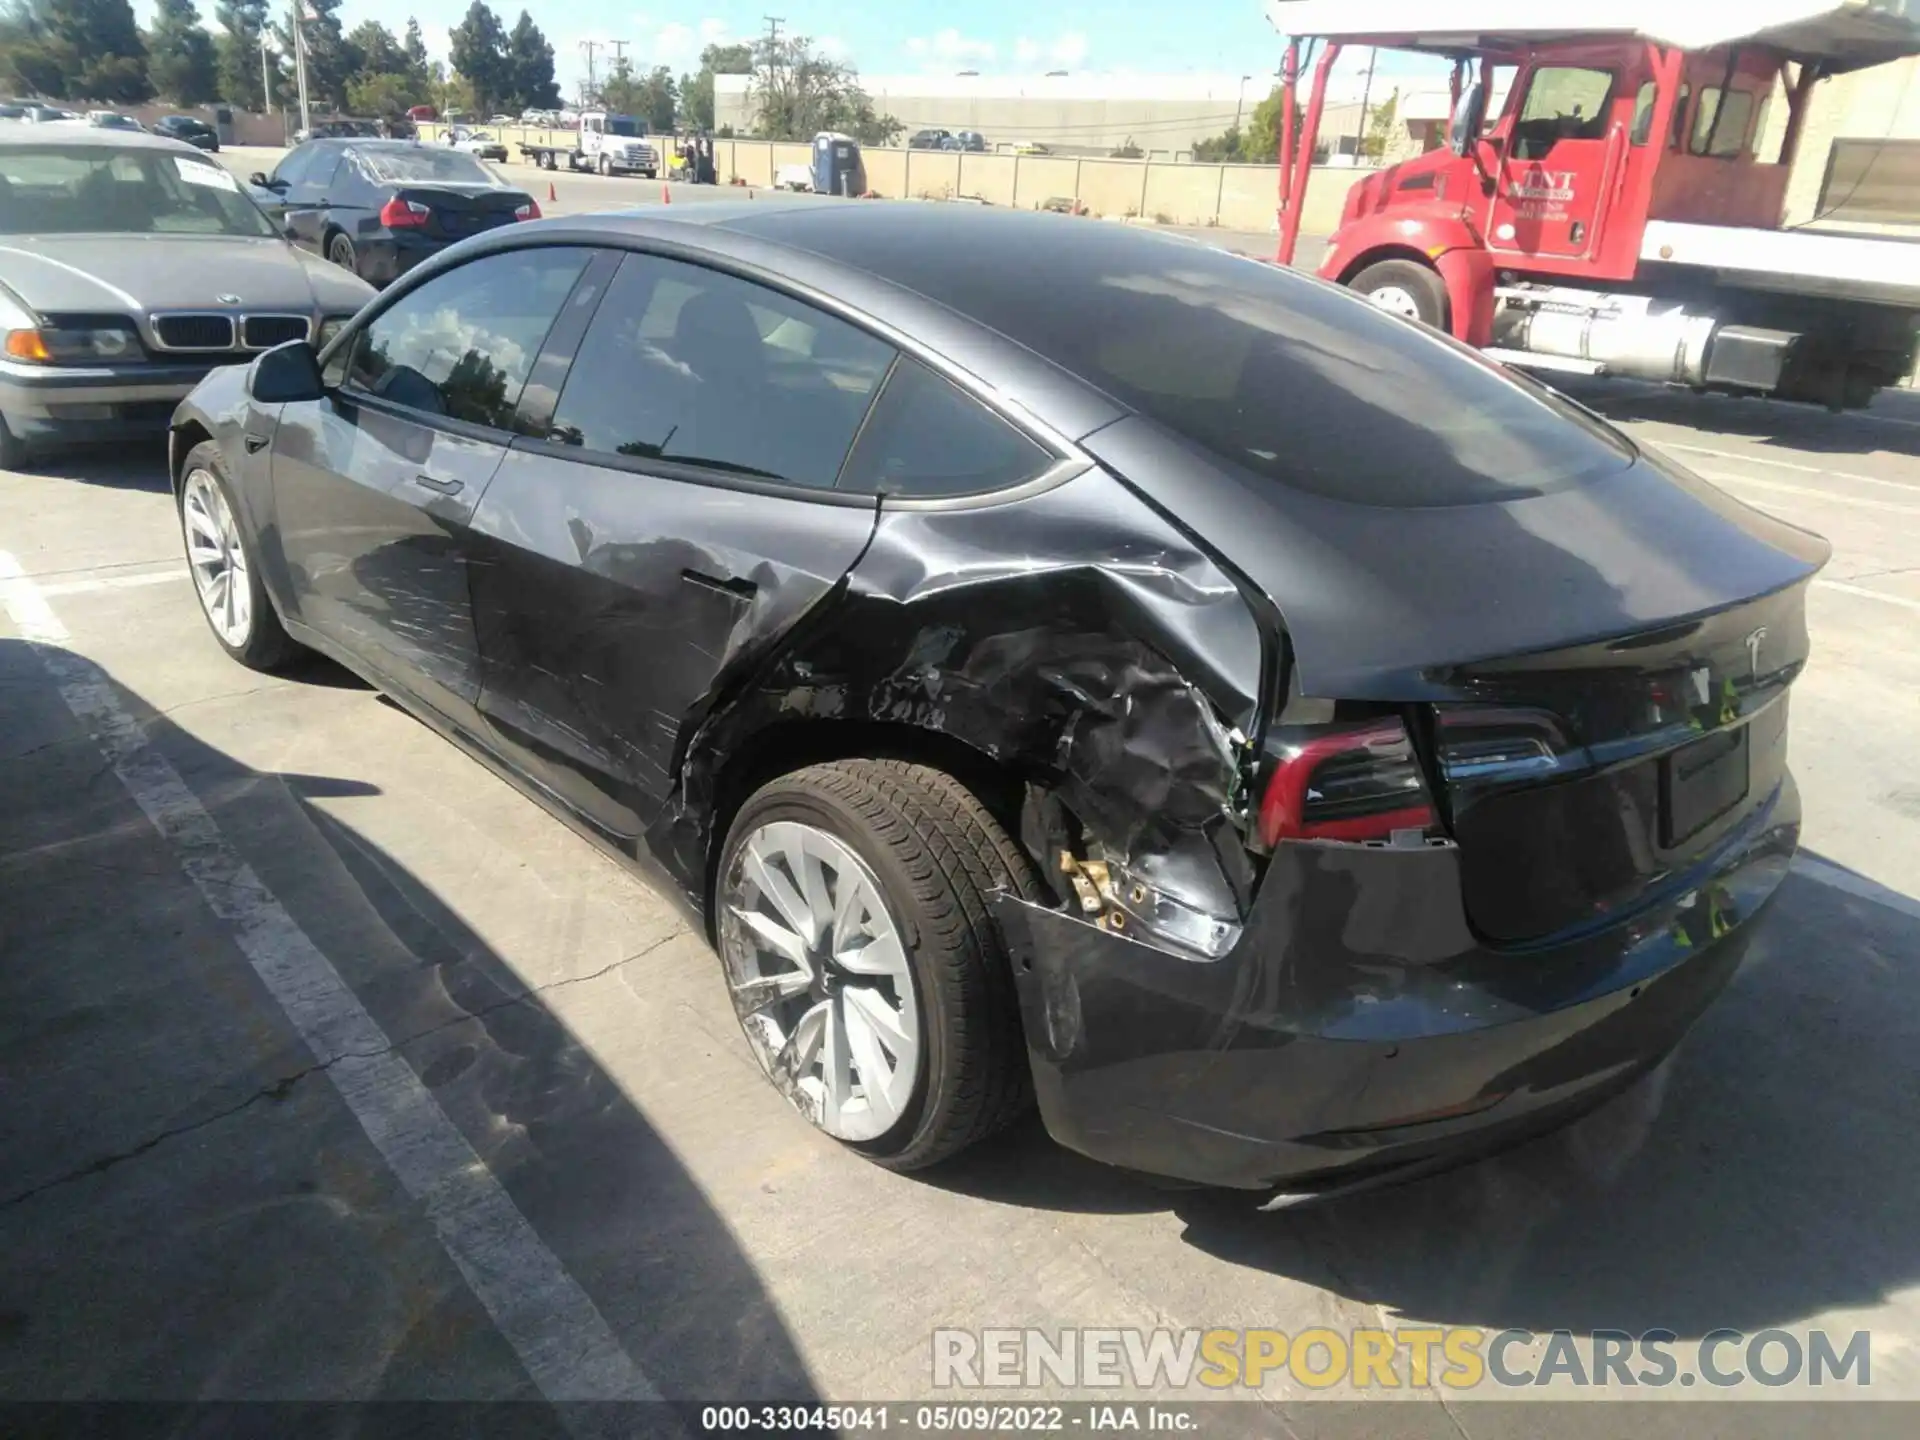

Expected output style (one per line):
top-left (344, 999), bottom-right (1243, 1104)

top-left (597, 154), bottom-right (611, 177)
top-left (541, 150), bottom-right (556, 170)
top-left (1350, 259), bottom-right (1450, 330)
top-left (715, 760), bottom-right (1039, 1172)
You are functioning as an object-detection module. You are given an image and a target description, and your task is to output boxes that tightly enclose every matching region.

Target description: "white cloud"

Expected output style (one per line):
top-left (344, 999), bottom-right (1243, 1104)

top-left (905, 28), bottom-right (996, 64)
top-left (1011, 32), bottom-right (1090, 70)
top-left (698, 18), bottom-right (730, 45)
top-left (1048, 32), bottom-right (1089, 67)
top-left (817, 36), bottom-right (848, 60)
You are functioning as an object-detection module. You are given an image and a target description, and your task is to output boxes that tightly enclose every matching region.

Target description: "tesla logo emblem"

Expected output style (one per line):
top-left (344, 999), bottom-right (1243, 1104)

top-left (216, 294), bottom-right (241, 305)
top-left (1746, 627), bottom-right (1768, 677)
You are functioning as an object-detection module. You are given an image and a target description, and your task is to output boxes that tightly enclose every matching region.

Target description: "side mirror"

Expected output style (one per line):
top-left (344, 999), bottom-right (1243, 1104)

top-left (1449, 81), bottom-right (1489, 156)
top-left (249, 340), bottom-right (325, 404)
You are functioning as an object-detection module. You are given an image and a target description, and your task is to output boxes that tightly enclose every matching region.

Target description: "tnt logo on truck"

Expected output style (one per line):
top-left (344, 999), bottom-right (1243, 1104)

top-left (1508, 166), bottom-right (1578, 220)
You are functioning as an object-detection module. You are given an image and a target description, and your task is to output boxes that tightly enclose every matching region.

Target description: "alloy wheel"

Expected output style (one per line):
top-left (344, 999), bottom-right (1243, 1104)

top-left (719, 821), bottom-right (922, 1143)
top-left (182, 469), bottom-right (252, 648)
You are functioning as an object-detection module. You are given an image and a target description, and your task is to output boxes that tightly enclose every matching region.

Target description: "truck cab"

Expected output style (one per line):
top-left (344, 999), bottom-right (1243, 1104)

top-left (1269, 1), bottom-right (1920, 409)
top-left (579, 112), bottom-right (659, 177)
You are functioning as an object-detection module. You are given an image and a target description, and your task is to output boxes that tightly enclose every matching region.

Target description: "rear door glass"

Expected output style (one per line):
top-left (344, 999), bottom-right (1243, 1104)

top-left (545, 253), bottom-right (895, 489)
top-left (840, 359), bottom-right (1053, 498)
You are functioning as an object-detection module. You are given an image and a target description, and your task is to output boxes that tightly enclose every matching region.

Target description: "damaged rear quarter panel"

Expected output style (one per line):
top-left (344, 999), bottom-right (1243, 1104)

top-left (664, 464), bottom-right (1270, 942)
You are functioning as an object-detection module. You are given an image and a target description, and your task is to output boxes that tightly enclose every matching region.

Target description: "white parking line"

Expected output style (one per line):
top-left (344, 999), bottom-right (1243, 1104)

top-left (37, 568), bottom-right (190, 598)
top-left (1814, 579), bottom-right (1920, 613)
top-left (0, 550), bottom-right (659, 1406)
top-left (1659, 442), bottom-right (1920, 494)
top-left (1693, 469), bottom-right (1920, 514)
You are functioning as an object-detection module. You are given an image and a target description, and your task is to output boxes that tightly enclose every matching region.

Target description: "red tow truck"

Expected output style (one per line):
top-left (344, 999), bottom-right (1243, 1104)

top-left (1267, 1), bottom-right (1920, 408)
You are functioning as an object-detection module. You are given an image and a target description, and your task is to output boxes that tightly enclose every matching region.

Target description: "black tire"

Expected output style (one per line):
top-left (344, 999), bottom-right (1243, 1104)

top-left (176, 441), bottom-right (303, 672)
top-left (719, 759), bottom-right (1040, 1172)
top-left (540, 149), bottom-right (555, 170)
top-left (597, 154), bottom-right (611, 177)
top-left (1348, 258), bottom-right (1450, 329)
top-left (327, 231), bottom-right (358, 276)
top-left (0, 413), bottom-right (27, 471)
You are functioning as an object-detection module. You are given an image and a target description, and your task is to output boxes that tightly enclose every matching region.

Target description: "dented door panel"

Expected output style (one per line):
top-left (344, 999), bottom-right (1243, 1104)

top-left (467, 445), bottom-right (880, 846)
top-left (647, 464), bottom-right (1270, 934)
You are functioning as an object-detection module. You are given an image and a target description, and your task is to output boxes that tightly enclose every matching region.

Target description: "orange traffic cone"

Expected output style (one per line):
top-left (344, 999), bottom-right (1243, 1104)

top-left (548, 180), bottom-right (556, 202)
top-left (662, 182), bottom-right (671, 205)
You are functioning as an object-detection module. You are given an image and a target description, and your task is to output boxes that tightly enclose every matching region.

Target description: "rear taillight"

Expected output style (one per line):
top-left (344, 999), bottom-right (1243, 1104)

top-left (379, 197), bottom-right (430, 228)
top-left (514, 200), bottom-right (541, 221)
top-left (1259, 717), bottom-right (1438, 846)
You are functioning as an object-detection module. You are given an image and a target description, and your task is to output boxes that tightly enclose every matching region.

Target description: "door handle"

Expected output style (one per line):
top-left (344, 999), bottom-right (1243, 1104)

top-left (413, 473), bottom-right (464, 495)
top-left (244, 433), bottom-right (269, 453)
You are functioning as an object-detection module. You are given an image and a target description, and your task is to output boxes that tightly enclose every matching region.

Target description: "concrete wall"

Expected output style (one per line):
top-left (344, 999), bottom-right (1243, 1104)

top-left (1785, 56), bottom-right (1920, 227)
top-left (701, 138), bottom-right (1365, 237)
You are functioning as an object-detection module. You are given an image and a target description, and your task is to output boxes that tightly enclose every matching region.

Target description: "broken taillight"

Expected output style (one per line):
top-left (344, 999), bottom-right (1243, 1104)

top-left (1259, 717), bottom-right (1438, 846)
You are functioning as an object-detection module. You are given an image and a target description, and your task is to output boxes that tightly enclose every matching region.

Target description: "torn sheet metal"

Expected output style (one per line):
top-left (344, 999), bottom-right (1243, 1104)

top-left (658, 465), bottom-right (1268, 947)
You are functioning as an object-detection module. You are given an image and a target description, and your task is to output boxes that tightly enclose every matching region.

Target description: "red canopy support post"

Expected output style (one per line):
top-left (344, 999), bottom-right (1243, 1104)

top-left (1279, 41), bottom-right (1341, 268)
top-left (1277, 39), bottom-right (1300, 253)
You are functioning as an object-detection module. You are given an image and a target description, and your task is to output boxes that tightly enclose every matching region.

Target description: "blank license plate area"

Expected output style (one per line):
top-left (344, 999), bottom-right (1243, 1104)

top-left (1661, 726), bottom-right (1750, 848)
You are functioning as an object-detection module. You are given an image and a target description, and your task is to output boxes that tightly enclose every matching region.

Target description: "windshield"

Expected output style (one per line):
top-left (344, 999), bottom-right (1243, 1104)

top-left (608, 116), bottom-right (642, 136)
top-left (357, 147), bottom-right (499, 185)
top-left (0, 145), bottom-right (277, 237)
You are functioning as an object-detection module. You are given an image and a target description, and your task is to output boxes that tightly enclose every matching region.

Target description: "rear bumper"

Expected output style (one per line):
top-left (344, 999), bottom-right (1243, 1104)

top-left (992, 774), bottom-right (1799, 1192)
top-left (1, 357), bottom-right (227, 447)
top-left (355, 232), bottom-right (443, 286)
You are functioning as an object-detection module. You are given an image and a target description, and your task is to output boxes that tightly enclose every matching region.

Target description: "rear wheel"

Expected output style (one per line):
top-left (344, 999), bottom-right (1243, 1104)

top-left (178, 444), bottom-right (302, 672)
top-left (715, 760), bottom-right (1038, 1172)
top-left (1350, 258), bottom-right (1450, 330)
top-left (326, 231), bottom-right (358, 276)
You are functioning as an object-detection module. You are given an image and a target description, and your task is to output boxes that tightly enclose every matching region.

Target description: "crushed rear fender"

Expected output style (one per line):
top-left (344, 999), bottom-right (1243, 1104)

top-left (650, 464), bottom-right (1272, 954)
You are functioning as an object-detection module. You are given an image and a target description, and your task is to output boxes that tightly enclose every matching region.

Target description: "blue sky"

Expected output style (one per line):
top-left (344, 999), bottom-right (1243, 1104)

top-left (141, 2), bottom-right (1440, 102)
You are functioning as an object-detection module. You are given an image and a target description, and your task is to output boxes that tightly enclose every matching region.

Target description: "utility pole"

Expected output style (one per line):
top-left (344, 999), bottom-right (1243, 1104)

top-left (1355, 46), bottom-right (1377, 165)
top-left (579, 39), bottom-right (601, 107)
top-left (609, 39), bottom-right (628, 69)
top-left (760, 15), bottom-right (783, 133)
top-left (1233, 73), bottom-right (1252, 134)
top-left (289, 1), bottom-right (311, 137)
top-left (259, 32), bottom-right (273, 117)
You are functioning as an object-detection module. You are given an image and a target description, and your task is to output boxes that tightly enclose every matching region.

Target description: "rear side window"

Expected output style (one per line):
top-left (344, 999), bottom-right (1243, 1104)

top-left (840, 359), bottom-right (1053, 498)
top-left (545, 253), bottom-right (895, 489)
top-left (1692, 87), bottom-right (1757, 158)
top-left (345, 247), bottom-right (592, 429)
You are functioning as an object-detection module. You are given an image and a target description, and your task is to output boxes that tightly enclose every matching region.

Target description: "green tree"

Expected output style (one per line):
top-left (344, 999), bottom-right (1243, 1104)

top-left (680, 39), bottom-right (751, 132)
top-left (8, 0), bottom-right (152, 101)
top-left (747, 34), bottom-right (898, 146)
top-left (402, 16), bottom-right (428, 75)
top-left (502, 10), bottom-right (556, 111)
top-left (147, 0), bottom-right (218, 103)
top-left (1362, 89), bottom-right (1400, 160)
top-left (346, 69), bottom-right (413, 116)
top-left (276, 0), bottom-right (357, 111)
top-left (1191, 126), bottom-right (1241, 163)
top-left (447, 0), bottom-right (508, 114)
top-left (214, 0), bottom-right (272, 109)
top-left (429, 59), bottom-right (472, 116)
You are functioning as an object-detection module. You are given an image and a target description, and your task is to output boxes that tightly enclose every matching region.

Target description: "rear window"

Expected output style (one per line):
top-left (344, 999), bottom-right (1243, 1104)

top-left (772, 219), bottom-right (1630, 508)
top-left (357, 147), bottom-right (498, 185)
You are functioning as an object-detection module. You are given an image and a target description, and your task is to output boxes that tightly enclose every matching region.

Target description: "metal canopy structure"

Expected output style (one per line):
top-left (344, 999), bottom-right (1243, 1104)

top-left (1264, 0), bottom-right (1920, 71)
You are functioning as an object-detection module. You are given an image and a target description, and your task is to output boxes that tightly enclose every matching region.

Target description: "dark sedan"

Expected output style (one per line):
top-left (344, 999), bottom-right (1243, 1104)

top-left (152, 114), bottom-right (219, 151)
top-left (167, 206), bottom-right (1826, 1197)
top-left (251, 139), bottom-right (538, 285)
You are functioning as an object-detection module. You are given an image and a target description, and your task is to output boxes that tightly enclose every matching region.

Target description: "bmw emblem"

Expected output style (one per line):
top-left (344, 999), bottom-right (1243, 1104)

top-left (216, 293), bottom-right (242, 305)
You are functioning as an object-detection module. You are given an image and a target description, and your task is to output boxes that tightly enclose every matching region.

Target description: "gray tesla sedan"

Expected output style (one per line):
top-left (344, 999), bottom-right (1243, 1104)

top-left (0, 128), bottom-right (373, 467)
top-left (169, 205), bottom-right (1825, 1198)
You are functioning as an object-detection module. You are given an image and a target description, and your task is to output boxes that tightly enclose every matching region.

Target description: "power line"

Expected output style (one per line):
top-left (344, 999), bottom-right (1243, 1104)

top-left (579, 39), bottom-right (601, 103)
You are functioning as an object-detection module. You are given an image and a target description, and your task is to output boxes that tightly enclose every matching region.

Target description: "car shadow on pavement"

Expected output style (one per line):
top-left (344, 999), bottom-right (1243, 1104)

top-left (1555, 376), bottom-right (1920, 460)
top-left (933, 853), bottom-right (1920, 1341)
top-left (18, 446), bottom-right (177, 492)
top-left (0, 636), bottom-right (818, 1406)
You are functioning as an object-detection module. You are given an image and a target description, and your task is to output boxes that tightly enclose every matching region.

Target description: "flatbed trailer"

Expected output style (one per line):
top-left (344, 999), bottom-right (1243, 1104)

top-left (1266, 0), bottom-right (1920, 408)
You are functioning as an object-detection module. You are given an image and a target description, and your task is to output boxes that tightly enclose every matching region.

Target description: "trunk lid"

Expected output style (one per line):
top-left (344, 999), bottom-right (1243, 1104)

top-left (1430, 578), bottom-right (1809, 943)
top-left (1081, 417), bottom-right (1829, 945)
top-left (400, 186), bottom-right (531, 241)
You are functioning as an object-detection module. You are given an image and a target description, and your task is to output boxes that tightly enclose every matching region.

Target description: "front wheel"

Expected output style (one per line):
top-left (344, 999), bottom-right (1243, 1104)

top-left (1349, 258), bottom-right (1450, 330)
top-left (597, 155), bottom-right (611, 177)
top-left (715, 760), bottom-right (1038, 1172)
top-left (178, 444), bottom-right (302, 671)
top-left (326, 231), bottom-right (358, 276)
